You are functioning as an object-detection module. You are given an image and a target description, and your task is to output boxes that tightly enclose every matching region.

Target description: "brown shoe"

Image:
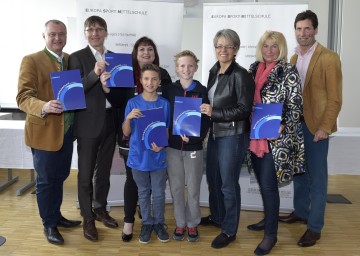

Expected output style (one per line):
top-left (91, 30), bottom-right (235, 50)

top-left (298, 229), bottom-right (321, 247)
top-left (95, 211), bottom-right (119, 228)
top-left (83, 219), bottom-right (98, 241)
top-left (279, 212), bottom-right (307, 224)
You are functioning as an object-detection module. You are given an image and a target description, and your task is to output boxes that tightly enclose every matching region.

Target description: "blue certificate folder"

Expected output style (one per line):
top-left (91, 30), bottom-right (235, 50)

top-left (105, 53), bottom-right (135, 87)
top-left (50, 69), bottom-right (86, 111)
top-left (250, 103), bottom-right (283, 139)
top-left (138, 107), bottom-right (168, 149)
top-left (172, 96), bottom-right (202, 137)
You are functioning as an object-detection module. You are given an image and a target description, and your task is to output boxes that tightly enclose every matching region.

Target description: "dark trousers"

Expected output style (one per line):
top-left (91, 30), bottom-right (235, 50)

top-left (251, 151), bottom-right (279, 238)
top-left (121, 152), bottom-right (138, 224)
top-left (293, 121), bottom-right (329, 233)
top-left (77, 112), bottom-right (116, 220)
top-left (31, 129), bottom-right (73, 228)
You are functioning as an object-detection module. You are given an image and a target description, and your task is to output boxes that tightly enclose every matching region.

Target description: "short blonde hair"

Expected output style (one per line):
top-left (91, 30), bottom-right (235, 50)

top-left (255, 31), bottom-right (288, 62)
top-left (174, 50), bottom-right (199, 67)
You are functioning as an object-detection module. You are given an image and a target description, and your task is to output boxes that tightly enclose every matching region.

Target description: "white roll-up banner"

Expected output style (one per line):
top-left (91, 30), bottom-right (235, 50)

top-left (202, 3), bottom-right (308, 85)
top-left (76, 0), bottom-right (184, 81)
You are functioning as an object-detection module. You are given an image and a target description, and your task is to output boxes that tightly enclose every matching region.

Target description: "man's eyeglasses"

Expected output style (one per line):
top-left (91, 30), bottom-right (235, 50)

top-left (215, 45), bottom-right (236, 50)
top-left (84, 28), bottom-right (106, 34)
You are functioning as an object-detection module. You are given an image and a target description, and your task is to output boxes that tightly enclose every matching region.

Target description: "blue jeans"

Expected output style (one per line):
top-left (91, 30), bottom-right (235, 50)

top-left (31, 129), bottom-right (73, 228)
top-left (293, 121), bottom-right (329, 233)
top-left (132, 168), bottom-right (167, 225)
top-left (251, 151), bottom-right (279, 238)
top-left (206, 132), bottom-right (249, 236)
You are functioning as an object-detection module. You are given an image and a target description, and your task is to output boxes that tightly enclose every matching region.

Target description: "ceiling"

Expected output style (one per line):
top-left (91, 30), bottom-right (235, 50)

top-left (184, 0), bottom-right (246, 18)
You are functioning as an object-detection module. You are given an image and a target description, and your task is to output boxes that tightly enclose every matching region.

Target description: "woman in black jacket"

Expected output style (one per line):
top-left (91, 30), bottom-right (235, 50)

top-left (200, 29), bottom-right (255, 249)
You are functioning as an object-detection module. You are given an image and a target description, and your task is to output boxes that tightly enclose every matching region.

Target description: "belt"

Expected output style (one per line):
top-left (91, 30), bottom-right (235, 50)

top-left (106, 108), bottom-right (112, 113)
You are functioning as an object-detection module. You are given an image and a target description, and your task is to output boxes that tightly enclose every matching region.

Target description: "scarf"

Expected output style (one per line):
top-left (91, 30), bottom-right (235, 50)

top-left (249, 61), bottom-right (276, 158)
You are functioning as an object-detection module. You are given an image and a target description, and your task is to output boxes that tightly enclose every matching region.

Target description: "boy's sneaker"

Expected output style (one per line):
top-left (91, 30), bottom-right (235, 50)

top-left (139, 224), bottom-right (153, 244)
top-left (187, 226), bottom-right (199, 242)
top-left (173, 227), bottom-right (186, 241)
top-left (153, 223), bottom-right (169, 242)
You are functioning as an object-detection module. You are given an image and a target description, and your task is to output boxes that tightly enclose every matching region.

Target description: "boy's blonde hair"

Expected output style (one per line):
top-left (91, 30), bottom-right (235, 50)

top-left (174, 50), bottom-right (199, 66)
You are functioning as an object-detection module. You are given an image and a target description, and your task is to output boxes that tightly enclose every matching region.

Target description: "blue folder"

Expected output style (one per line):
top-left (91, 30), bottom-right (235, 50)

top-left (250, 103), bottom-right (283, 139)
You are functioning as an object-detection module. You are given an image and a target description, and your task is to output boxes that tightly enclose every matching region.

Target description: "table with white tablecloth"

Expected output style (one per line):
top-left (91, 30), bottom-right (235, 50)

top-left (0, 120), bottom-right (33, 194)
top-left (0, 120), bottom-right (77, 195)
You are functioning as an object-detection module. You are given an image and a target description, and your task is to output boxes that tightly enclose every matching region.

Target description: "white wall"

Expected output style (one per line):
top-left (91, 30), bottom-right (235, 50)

top-left (181, 17), bottom-right (203, 82)
top-left (338, 0), bottom-right (360, 128)
top-left (0, 0), bottom-right (77, 109)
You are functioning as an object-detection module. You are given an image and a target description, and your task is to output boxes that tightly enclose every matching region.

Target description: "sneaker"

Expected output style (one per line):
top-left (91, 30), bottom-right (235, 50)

top-left (187, 227), bottom-right (199, 242)
top-left (173, 227), bottom-right (186, 241)
top-left (153, 223), bottom-right (169, 242)
top-left (139, 224), bottom-right (153, 244)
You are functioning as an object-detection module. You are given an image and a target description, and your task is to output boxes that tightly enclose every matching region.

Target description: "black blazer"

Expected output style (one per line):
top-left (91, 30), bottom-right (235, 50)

top-left (68, 46), bottom-right (115, 138)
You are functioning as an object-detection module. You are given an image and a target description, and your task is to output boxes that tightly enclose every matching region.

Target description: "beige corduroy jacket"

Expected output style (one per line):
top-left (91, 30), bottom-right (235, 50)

top-left (16, 50), bottom-right (69, 151)
top-left (291, 43), bottom-right (342, 135)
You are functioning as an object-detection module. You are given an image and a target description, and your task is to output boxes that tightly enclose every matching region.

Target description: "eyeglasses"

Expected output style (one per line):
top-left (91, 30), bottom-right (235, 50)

top-left (84, 28), bottom-right (106, 34)
top-left (215, 45), bottom-right (236, 50)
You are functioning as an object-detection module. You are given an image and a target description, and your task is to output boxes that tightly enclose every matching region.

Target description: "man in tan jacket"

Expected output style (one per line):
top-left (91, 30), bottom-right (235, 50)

top-left (16, 20), bottom-right (81, 245)
top-left (279, 10), bottom-right (342, 247)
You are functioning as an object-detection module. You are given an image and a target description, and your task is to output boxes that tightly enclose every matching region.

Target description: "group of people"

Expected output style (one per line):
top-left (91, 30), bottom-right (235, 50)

top-left (16, 9), bottom-right (342, 256)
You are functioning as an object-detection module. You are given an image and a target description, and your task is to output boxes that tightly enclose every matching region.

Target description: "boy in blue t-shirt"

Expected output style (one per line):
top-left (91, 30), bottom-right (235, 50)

top-left (122, 63), bottom-right (170, 244)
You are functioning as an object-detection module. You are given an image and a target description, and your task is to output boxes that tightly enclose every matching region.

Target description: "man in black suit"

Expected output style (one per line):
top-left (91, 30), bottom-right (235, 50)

top-left (68, 16), bottom-right (117, 242)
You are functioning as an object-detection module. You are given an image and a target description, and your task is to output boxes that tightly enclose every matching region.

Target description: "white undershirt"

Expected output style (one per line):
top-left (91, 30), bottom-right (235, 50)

top-left (88, 45), bottom-right (112, 108)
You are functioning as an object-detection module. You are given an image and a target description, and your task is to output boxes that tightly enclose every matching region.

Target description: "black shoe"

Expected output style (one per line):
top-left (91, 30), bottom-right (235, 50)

top-left (247, 219), bottom-right (265, 231)
top-left (254, 236), bottom-right (277, 255)
top-left (57, 216), bottom-right (81, 228)
top-left (122, 222), bottom-right (134, 242)
top-left (211, 232), bottom-right (236, 249)
top-left (44, 227), bottom-right (64, 245)
top-left (297, 229), bottom-right (321, 247)
top-left (122, 232), bottom-right (133, 242)
top-left (200, 215), bottom-right (221, 228)
top-left (279, 212), bottom-right (307, 224)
